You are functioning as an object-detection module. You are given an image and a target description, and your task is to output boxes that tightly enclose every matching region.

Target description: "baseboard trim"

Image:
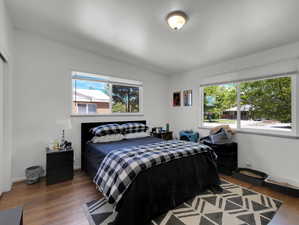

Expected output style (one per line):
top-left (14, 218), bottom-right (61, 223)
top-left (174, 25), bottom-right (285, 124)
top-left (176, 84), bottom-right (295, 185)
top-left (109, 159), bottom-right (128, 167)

top-left (12, 176), bottom-right (26, 183)
top-left (12, 168), bottom-right (82, 184)
top-left (267, 176), bottom-right (299, 188)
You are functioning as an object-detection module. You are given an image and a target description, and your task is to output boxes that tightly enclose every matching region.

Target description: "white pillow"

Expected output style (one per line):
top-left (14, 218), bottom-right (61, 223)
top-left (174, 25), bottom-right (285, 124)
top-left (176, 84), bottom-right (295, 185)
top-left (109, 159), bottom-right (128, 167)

top-left (124, 132), bottom-right (150, 139)
top-left (91, 134), bottom-right (124, 143)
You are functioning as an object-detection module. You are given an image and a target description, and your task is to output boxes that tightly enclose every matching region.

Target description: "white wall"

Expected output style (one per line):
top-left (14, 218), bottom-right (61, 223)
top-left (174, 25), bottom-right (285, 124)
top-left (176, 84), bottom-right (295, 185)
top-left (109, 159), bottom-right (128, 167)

top-left (0, 0), bottom-right (11, 60)
top-left (12, 29), bottom-right (170, 180)
top-left (169, 42), bottom-right (299, 186)
top-left (9, 8), bottom-right (299, 188)
top-left (0, 0), bottom-right (14, 193)
top-left (0, 60), bottom-right (4, 195)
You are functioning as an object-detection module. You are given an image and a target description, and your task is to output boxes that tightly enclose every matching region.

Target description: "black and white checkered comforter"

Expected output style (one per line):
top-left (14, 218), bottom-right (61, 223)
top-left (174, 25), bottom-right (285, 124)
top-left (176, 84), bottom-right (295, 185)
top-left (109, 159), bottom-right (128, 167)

top-left (93, 140), bottom-right (212, 206)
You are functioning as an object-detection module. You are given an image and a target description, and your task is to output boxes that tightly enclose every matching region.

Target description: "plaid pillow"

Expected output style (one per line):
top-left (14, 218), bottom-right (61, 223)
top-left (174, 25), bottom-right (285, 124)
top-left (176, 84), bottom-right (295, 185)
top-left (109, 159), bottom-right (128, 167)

top-left (121, 123), bottom-right (148, 134)
top-left (90, 124), bottom-right (123, 137)
top-left (124, 127), bottom-right (148, 134)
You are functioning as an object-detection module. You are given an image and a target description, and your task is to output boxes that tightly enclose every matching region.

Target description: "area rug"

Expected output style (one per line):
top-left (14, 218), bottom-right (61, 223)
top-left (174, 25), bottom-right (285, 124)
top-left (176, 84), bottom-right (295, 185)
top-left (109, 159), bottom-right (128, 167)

top-left (83, 180), bottom-right (282, 225)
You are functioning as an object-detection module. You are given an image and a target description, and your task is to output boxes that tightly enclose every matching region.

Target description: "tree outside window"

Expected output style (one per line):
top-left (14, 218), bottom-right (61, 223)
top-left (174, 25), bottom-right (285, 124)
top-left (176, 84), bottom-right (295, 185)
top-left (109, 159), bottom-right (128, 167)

top-left (112, 85), bottom-right (140, 113)
top-left (202, 76), bottom-right (292, 132)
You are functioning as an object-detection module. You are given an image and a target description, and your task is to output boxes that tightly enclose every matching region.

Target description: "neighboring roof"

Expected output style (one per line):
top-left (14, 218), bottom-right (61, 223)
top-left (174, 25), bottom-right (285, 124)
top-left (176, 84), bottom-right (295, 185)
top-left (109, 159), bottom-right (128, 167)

top-left (73, 89), bottom-right (109, 102)
top-left (225, 104), bottom-right (252, 112)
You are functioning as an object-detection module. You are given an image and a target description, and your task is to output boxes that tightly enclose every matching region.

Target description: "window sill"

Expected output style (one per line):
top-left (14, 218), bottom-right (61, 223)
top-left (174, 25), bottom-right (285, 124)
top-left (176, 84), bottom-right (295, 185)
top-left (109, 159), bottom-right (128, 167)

top-left (198, 126), bottom-right (299, 139)
top-left (71, 113), bottom-right (144, 117)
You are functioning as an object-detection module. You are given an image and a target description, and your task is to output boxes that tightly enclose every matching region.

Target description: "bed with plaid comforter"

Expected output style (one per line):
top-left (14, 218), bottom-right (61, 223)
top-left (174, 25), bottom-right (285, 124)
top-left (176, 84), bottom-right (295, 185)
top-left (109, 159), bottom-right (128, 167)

top-left (93, 140), bottom-right (213, 206)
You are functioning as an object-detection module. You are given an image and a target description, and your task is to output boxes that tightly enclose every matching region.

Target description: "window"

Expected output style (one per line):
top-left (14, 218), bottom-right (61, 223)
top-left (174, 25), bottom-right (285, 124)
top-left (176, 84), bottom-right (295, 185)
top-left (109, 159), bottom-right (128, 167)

top-left (78, 103), bottom-right (97, 114)
top-left (240, 77), bottom-right (292, 131)
top-left (203, 83), bottom-right (237, 128)
top-left (201, 75), bottom-right (294, 133)
top-left (72, 71), bottom-right (142, 115)
top-left (112, 85), bottom-right (140, 113)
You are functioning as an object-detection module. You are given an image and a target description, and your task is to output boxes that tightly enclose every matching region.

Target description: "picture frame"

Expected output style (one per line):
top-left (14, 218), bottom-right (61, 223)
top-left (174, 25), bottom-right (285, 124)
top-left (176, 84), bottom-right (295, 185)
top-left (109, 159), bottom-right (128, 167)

top-left (173, 92), bottom-right (181, 107)
top-left (183, 90), bottom-right (192, 106)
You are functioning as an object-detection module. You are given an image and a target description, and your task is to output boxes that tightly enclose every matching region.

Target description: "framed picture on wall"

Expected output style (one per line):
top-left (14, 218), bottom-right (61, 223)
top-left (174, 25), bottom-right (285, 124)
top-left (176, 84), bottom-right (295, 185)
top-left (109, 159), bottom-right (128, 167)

top-left (173, 92), bottom-right (181, 107)
top-left (183, 90), bottom-right (192, 106)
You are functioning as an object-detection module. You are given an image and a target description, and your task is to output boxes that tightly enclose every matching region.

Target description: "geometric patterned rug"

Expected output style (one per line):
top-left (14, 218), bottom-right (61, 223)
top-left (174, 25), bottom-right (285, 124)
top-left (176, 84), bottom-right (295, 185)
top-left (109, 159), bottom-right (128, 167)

top-left (83, 180), bottom-right (282, 225)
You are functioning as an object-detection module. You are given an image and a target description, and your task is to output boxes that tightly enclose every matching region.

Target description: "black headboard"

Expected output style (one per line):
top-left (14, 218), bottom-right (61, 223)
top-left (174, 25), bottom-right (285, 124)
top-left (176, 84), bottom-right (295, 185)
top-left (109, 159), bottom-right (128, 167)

top-left (81, 120), bottom-right (146, 171)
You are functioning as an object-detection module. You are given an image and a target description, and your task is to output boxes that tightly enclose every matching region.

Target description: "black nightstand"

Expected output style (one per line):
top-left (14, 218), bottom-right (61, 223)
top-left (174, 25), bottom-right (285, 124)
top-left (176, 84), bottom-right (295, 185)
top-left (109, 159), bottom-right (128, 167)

top-left (202, 142), bottom-right (238, 175)
top-left (46, 148), bottom-right (74, 185)
top-left (152, 131), bottom-right (173, 140)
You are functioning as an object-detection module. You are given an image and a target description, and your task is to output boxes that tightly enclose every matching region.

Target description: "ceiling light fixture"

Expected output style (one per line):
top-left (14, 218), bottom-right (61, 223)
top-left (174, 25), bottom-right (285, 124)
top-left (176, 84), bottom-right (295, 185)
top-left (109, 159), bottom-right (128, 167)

top-left (166, 11), bottom-right (188, 30)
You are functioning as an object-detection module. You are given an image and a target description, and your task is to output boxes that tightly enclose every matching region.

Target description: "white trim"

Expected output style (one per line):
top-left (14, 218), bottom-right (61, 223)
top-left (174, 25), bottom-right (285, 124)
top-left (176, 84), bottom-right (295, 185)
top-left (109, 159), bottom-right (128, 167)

top-left (237, 127), bottom-right (295, 137)
top-left (265, 176), bottom-right (299, 188)
top-left (294, 75), bottom-right (299, 136)
top-left (71, 113), bottom-right (145, 117)
top-left (110, 80), bottom-right (143, 87)
top-left (199, 70), bottom-right (297, 87)
top-left (71, 71), bottom-right (144, 115)
top-left (139, 86), bottom-right (144, 114)
top-left (198, 126), bottom-right (299, 139)
top-left (71, 70), bottom-right (143, 87)
top-left (108, 83), bottom-right (112, 112)
top-left (236, 84), bottom-right (241, 129)
top-left (12, 176), bottom-right (26, 183)
top-left (199, 88), bottom-right (204, 127)
top-left (291, 75), bottom-right (297, 134)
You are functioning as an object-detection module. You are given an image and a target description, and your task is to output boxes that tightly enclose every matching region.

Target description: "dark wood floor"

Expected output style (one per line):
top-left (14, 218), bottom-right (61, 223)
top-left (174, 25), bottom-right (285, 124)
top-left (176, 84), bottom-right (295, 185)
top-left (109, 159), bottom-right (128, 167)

top-left (0, 172), bottom-right (298, 225)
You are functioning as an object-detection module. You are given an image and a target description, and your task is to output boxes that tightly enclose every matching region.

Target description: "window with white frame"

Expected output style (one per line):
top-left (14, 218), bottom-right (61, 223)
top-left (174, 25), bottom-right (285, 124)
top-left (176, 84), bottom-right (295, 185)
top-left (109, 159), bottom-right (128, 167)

top-left (77, 103), bottom-right (97, 114)
top-left (201, 75), bottom-right (295, 133)
top-left (72, 71), bottom-right (143, 115)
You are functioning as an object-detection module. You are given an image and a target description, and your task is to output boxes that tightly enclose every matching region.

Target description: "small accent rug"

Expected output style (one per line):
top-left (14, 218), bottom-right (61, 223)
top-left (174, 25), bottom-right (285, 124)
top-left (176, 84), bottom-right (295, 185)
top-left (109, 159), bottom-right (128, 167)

top-left (83, 180), bottom-right (282, 225)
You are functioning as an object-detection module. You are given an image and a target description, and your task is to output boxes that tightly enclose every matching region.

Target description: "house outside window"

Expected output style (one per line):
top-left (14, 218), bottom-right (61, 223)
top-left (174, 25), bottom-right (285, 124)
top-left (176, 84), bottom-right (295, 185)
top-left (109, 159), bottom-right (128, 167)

top-left (72, 71), bottom-right (143, 115)
top-left (77, 103), bottom-right (97, 114)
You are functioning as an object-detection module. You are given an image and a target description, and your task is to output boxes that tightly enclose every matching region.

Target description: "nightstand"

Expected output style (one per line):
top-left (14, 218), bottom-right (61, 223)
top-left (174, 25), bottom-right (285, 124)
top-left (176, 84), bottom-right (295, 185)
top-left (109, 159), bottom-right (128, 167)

top-left (46, 148), bottom-right (74, 185)
top-left (152, 131), bottom-right (173, 140)
top-left (202, 142), bottom-right (238, 175)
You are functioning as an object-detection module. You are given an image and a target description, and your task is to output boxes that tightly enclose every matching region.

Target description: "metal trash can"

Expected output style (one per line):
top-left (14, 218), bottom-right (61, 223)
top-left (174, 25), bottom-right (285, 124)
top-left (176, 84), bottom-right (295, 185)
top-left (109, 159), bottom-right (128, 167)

top-left (25, 166), bottom-right (44, 184)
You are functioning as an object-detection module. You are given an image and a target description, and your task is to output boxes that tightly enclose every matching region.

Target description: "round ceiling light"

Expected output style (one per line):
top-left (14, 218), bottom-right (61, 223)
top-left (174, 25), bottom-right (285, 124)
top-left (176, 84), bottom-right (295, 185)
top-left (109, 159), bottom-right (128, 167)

top-left (166, 11), bottom-right (188, 30)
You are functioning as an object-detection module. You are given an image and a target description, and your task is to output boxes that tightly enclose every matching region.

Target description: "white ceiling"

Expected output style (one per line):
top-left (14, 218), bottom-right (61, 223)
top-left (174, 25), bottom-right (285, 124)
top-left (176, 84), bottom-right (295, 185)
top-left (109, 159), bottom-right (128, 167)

top-left (6, 0), bottom-right (299, 75)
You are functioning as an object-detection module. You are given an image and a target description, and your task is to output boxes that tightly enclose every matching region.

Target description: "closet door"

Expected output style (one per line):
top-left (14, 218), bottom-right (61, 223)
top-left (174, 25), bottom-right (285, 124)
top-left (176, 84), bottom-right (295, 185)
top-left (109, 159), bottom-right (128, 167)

top-left (0, 59), bottom-right (4, 194)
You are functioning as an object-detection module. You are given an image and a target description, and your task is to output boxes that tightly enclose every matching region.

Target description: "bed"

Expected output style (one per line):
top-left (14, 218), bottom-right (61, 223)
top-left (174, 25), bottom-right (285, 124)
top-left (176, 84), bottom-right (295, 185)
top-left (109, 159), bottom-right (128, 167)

top-left (81, 121), bottom-right (220, 225)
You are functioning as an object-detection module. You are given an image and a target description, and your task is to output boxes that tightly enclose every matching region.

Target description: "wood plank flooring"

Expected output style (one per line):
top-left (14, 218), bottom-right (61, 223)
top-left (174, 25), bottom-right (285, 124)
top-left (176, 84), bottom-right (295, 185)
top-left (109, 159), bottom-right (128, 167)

top-left (0, 172), bottom-right (101, 225)
top-left (0, 172), bottom-right (298, 225)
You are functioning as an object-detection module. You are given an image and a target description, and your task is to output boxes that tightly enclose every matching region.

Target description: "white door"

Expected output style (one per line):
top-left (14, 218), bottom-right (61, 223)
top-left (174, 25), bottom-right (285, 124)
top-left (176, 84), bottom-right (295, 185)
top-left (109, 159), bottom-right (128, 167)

top-left (0, 59), bottom-right (4, 195)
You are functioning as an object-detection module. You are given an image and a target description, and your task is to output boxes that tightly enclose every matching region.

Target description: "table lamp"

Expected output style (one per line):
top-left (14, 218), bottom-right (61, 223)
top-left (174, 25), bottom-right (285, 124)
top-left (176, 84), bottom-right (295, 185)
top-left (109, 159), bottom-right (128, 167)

top-left (56, 119), bottom-right (72, 146)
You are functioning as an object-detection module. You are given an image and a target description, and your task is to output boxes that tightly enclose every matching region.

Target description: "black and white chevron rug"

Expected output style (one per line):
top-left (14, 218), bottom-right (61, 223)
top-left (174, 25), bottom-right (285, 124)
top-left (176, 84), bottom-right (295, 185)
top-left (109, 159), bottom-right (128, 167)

top-left (83, 180), bottom-right (282, 225)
